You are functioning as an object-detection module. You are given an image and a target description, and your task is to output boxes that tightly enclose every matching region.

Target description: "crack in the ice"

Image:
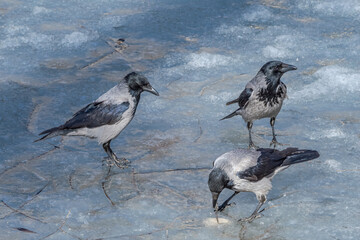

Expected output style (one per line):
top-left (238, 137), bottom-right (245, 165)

top-left (238, 220), bottom-right (279, 240)
top-left (258, 204), bottom-right (281, 214)
top-left (194, 118), bottom-right (203, 143)
top-left (199, 73), bottom-right (247, 96)
top-left (0, 200), bottom-right (45, 223)
top-left (81, 38), bottom-right (127, 70)
top-left (98, 216), bottom-right (182, 239)
top-left (68, 170), bottom-right (76, 190)
top-left (0, 146), bottom-right (59, 178)
top-left (131, 167), bottom-right (141, 195)
top-left (151, 180), bottom-right (189, 201)
top-left (81, 51), bottom-right (116, 70)
top-left (267, 190), bottom-right (298, 202)
top-left (238, 223), bottom-right (247, 240)
top-left (1, 182), bottom-right (50, 220)
top-left (27, 99), bottom-right (47, 134)
top-left (39, 210), bottom-right (71, 240)
top-left (101, 166), bottom-right (116, 206)
top-left (59, 228), bottom-right (84, 240)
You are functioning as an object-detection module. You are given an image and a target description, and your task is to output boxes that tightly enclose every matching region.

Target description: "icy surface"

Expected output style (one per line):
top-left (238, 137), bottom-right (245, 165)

top-left (1, 0), bottom-right (360, 239)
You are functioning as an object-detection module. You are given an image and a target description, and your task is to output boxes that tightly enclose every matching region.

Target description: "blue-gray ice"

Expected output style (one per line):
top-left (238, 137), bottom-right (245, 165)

top-left (1, 0), bottom-right (359, 239)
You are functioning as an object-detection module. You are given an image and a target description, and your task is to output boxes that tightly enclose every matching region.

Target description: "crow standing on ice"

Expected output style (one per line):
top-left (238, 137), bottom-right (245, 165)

top-left (221, 61), bottom-right (297, 149)
top-left (208, 147), bottom-right (319, 222)
top-left (36, 72), bottom-right (159, 168)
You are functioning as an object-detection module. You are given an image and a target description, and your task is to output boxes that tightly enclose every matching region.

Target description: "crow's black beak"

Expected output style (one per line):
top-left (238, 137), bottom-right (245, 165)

top-left (143, 85), bottom-right (159, 96)
top-left (280, 63), bottom-right (297, 73)
top-left (212, 192), bottom-right (219, 223)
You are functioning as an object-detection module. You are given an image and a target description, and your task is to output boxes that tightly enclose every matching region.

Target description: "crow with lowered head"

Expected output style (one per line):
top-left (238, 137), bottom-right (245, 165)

top-left (208, 147), bottom-right (319, 222)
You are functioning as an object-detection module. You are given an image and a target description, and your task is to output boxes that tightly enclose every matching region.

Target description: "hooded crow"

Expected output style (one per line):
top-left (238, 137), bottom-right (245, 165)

top-left (36, 72), bottom-right (159, 168)
top-left (208, 147), bottom-right (319, 222)
top-left (221, 61), bottom-right (297, 149)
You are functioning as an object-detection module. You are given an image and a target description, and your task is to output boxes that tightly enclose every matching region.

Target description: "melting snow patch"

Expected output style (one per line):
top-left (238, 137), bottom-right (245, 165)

top-left (77, 213), bottom-right (89, 225)
top-left (291, 65), bottom-right (360, 101)
top-left (242, 6), bottom-right (273, 22)
top-left (215, 24), bottom-right (253, 39)
top-left (204, 92), bottom-right (234, 104)
top-left (309, 128), bottom-right (346, 140)
top-left (263, 45), bottom-right (289, 58)
top-left (325, 159), bottom-right (341, 171)
top-left (61, 31), bottom-right (99, 48)
top-left (4, 24), bottom-right (30, 36)
top-left (1, 24), bottom-right (54, 49)
top-left (324, 128), bottom-right (346, 138)
top-left (262, 35), bottom-right (299, 58)
top-left (33, 6), bottom-right (51, 15)
top-left (0, 32), bottom-right (54, 49)
top-left (186, 52), bottom-right (232, 69)
top-left (298, 0), bottom-right (360, 19)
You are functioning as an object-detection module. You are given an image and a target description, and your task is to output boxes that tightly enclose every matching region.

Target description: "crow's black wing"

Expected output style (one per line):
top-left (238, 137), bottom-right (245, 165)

top-left (237, 88), bottom-right (253, 109)
top-left (238, 148), bottom-right (299, 181)
top-left (61, 101), bottom-right (130, 129)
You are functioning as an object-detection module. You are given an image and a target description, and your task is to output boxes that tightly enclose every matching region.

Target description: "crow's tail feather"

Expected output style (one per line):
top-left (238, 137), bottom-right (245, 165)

top-left (226, 98), bottom-right (239, 106)
top-left (220, 108), bottom-right (240, 121)
top-left (34, 126), bottom-right (62, 142)
top-left (282, 149), bottom-right (320, 166)
top-left (34, 133), bottom-right (52, 142)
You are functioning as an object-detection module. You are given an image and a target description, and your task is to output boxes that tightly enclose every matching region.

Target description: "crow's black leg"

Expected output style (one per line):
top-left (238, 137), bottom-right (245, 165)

top-left (247, 122), bottom-right (258, 149)
top-left (239, 195), bottom-right (266, 223)
top-left (218, 192), bottom-right (239, 212)
top-left (102, 141), bottom-right (129, 168)
top-left (269, 117), bottom-right (283, 148)
top-left (103, 141), bottom-right (117, 160)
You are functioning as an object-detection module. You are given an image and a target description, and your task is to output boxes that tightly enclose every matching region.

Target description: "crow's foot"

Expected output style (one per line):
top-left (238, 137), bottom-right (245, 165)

top-left (270, 138), bottom-right (288, 148)
top-left (248, 142), bottom-right (259, 150)
top-left (103, 157), bottom-right (130, 169)
top-left (238, 213), bottom-right (262, 223)
top-left (112, 157), bottom-right (130, 169)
